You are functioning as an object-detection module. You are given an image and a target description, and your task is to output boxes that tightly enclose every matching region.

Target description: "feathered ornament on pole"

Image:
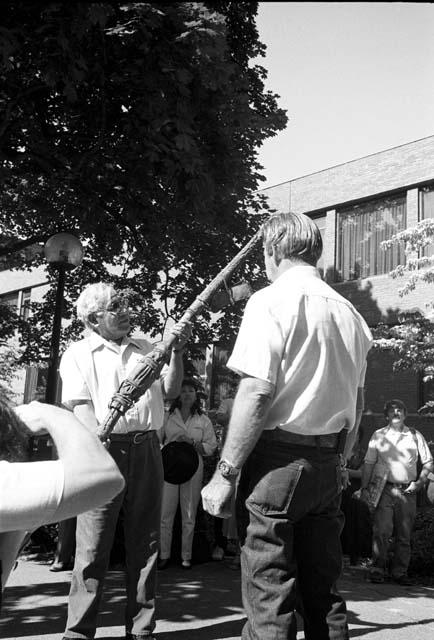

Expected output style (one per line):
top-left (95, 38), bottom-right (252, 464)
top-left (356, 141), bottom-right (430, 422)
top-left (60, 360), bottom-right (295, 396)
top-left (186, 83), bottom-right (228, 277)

top-left (96, 229), bottom-right (262, 443)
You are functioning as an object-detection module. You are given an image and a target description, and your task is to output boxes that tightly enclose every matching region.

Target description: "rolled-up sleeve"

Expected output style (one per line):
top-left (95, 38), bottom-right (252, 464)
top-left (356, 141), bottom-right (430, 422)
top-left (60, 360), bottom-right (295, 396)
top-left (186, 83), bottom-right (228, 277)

top-left (364, 435), bottom-right (379, 465)
top-left (227, 293), bottom-right (284, 385)
top-left (416, 432), bottom-right (434, 466)
top-left (59, 347), bottom-right (91, 409)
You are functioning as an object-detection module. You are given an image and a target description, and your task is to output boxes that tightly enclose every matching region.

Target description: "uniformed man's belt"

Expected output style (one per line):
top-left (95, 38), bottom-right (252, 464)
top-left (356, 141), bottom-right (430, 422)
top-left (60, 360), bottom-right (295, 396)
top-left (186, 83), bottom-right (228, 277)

top-left (269, 428), bottom-right (346, 451)
top-left (110, 431), bottom-right (154, 444)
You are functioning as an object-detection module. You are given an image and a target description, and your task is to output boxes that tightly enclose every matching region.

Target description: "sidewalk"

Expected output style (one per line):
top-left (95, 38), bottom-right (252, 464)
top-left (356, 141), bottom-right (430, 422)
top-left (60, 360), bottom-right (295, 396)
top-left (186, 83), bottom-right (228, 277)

top-left (1, 558), bottom-right (434, 639)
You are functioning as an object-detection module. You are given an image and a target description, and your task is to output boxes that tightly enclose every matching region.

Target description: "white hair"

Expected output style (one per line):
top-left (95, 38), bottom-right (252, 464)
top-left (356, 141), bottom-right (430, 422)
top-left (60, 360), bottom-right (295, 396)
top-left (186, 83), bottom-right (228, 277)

top-left (75, 282), bottom-right (115, 328)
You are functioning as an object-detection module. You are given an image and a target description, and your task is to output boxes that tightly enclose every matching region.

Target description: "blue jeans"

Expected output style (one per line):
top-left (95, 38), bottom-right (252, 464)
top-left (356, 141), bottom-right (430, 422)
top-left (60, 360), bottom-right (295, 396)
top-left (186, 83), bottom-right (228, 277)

top-left (237, 430), bottom-right (349, 640)
top-left (64, 431), bottom-right (163, 639)
top-left (371, 483), bottom-right (417, 578)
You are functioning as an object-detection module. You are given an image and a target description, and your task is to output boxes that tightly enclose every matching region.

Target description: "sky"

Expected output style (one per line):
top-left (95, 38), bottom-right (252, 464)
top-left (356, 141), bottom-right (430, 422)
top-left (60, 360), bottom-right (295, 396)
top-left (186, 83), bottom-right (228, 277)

top-left (255, 2), bottom-right (434, 188)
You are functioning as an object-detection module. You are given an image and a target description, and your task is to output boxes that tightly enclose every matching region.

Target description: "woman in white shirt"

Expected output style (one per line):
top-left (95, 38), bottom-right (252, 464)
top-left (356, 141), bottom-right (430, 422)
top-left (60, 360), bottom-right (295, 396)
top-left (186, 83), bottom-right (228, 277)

top-left (159, 379), bottom-right (217, 569)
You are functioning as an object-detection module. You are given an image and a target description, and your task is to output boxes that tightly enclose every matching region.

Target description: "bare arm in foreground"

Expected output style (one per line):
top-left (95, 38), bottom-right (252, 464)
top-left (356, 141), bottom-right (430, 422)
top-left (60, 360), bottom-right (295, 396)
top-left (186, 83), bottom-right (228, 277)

top-left (12, 401), bottom-right (125, 525)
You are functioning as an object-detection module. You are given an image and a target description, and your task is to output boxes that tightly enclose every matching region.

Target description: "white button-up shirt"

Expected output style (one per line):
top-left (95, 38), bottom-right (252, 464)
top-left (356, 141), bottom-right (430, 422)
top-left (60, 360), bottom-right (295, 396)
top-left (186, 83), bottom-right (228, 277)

top-left (227, 265), bottom-right (372, 435)
top-left (60, 333), bottom-right (166, 433)
top-left (364, 426), bottom-right (433, 483)
top-left (162, 409), bottom-right (218, 457)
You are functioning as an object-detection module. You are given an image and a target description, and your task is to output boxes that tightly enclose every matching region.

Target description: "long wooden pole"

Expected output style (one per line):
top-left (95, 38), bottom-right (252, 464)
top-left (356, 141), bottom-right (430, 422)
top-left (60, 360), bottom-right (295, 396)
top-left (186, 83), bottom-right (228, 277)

top-left (97, 228), bottom-right (262, 441)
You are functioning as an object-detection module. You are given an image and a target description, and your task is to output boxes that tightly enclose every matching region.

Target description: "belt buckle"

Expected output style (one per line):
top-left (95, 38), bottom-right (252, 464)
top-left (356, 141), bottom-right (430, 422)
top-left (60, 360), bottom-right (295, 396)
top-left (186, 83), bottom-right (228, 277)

top-left (133, 432), bottom-right (146, 445)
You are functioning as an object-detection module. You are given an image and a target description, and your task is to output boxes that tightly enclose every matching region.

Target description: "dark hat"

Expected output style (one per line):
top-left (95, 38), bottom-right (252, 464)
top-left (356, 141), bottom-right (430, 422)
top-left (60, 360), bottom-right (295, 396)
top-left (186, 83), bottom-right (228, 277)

top-left (161, 441), bottom-right (199, 485)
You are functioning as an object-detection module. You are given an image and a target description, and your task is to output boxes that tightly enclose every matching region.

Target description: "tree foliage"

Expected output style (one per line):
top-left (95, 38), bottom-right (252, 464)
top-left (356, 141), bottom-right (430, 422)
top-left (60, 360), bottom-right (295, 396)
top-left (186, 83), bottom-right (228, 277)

top-left (0, 2), bottom-right (286, 365)
top-left (374, 219), bottom-right (434, 413)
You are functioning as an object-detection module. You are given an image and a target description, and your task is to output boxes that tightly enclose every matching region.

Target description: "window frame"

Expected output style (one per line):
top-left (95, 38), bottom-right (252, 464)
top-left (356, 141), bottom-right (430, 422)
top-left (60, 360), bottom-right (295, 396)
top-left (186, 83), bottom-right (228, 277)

top-left (335, 193), bottom-right (407, 282)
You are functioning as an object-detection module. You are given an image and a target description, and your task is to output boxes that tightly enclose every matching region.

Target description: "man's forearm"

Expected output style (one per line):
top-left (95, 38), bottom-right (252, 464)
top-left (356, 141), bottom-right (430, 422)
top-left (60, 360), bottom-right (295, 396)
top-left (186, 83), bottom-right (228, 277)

top-left (418, 460), bottom-right (434, 485)
top-left (343, 387), bottom-right (364, 461)
top-left (361, 462), bottom-right (375, 489)
top-left (71, 401), bottom-right (99, 433)
top-left (163, 350), bottom-right (184, 398)
top-left (220, 377), bottom-right (274, 469)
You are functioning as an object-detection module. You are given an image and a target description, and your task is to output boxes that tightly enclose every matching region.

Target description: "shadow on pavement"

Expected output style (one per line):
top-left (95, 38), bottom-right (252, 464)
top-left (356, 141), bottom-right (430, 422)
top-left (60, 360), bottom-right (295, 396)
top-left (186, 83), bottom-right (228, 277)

top-left (346, 611), bottom-right (434, 638)
top-left (156, 563), bottom-right (242, 624)
top-left (157, 618), bottom-right (246, 639)
top-left (0, 562), bottom-right (244, 639)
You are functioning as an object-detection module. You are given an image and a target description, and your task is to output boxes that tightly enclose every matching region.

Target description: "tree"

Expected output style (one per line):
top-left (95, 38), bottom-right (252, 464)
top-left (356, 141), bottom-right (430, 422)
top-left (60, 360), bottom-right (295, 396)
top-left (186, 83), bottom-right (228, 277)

top-left (0, 2), bottom-right (286, 366)
top-left (374, 219), bottom-right (434, 412)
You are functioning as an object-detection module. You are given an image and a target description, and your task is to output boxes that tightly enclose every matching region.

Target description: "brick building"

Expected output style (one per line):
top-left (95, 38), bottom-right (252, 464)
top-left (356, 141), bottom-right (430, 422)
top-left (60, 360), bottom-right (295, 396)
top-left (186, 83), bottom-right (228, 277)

top-left (260, 134), bottom-right (434, 441)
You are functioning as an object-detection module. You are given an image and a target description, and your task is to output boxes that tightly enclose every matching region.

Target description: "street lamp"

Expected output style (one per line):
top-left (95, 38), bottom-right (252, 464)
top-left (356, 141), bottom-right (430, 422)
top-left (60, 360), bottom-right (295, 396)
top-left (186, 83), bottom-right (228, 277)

top-left (44, 232), bottom-right (84, 404)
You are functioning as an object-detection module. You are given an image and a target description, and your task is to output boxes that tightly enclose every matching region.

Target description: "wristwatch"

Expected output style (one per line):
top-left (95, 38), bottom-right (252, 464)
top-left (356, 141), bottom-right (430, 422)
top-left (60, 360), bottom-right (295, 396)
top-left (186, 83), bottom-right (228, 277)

top-left (218, 459), bottom-right (241, 479)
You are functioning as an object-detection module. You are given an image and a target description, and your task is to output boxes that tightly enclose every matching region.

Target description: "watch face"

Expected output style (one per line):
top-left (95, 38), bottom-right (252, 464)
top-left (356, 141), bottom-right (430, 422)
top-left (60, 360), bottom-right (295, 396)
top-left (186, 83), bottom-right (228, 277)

top-left (219, 460), bottom-right (231, 477)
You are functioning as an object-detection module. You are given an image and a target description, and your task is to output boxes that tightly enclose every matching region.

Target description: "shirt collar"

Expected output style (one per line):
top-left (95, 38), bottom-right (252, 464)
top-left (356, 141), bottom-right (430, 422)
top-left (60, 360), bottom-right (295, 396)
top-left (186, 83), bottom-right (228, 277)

top-left (272, 264), bottom-right (321, 285)
top-left (88, 331), bottom-right (141, 353)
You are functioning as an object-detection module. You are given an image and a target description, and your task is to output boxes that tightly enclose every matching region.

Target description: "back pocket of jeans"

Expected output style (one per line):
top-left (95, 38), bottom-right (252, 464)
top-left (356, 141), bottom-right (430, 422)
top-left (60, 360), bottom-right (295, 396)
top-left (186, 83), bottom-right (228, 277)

top-left (246, 462), bottom-right (304, 517)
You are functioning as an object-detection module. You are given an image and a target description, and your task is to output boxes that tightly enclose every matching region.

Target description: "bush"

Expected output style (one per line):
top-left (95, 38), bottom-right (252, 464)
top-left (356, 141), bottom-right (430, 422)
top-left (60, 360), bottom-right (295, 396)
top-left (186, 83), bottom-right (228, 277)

top-left (410, 506), bottom-right (434, 576)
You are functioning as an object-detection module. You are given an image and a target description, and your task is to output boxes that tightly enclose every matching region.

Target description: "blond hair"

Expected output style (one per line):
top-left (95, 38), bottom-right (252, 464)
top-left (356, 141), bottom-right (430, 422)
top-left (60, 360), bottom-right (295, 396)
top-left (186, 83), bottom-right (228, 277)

top-left (261, 212), bottom-right (323, 267)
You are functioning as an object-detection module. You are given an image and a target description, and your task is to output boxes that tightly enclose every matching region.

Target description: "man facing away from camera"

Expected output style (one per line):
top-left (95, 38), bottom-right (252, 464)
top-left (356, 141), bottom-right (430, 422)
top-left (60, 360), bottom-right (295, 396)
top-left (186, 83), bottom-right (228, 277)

top-left (59, 282), bottom-right (190, 640)
top-left (202, 212), bottom-right (373, 640)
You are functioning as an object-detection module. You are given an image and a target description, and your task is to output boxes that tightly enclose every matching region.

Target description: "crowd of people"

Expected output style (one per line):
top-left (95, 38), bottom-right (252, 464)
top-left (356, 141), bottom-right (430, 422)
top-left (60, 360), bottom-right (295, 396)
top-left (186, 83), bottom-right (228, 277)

top-left (1, 212), bottom-right (433, 640)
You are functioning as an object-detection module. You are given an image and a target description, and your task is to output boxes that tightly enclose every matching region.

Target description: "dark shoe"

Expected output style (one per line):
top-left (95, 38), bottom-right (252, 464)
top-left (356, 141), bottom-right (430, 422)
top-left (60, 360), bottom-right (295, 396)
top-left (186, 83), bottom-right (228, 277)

top-left (157, 558), bottom-right (170, 570)
top-left (393, 574), bottom-right (414, 586)
top-left (369, 570), bottom-right (384, 584)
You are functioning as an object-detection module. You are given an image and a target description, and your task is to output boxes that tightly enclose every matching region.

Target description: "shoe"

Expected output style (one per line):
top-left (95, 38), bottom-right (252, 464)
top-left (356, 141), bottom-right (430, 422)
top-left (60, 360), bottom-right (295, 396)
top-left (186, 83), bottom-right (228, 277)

top-left (157, 558), bottom-right (170, 570)
top-left (50, 561), bottom-right (73, 572)
top-left (211, 545), bottom-right (225, 561)
top-left (125, 635), bottom-right (156, 640)
top-left (181, 560), bottom-right (191, 569)
top-left (393, 574), bottom-right (413, 586)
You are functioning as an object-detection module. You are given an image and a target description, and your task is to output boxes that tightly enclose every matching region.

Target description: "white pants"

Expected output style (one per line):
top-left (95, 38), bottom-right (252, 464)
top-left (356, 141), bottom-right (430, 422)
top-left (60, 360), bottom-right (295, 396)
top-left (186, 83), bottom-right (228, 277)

top-left (160, 456), bottom-right (203, 561)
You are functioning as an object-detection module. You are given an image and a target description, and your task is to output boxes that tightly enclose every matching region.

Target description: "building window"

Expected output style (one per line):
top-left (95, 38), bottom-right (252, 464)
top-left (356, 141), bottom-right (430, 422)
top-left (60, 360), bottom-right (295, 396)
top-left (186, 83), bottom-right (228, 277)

top-left (0, 291), bottom-right (19, 310)
top-left (420, 184), bottom-right (434, 258)
top-left (336, 194), bottom-right (406, 281)
top-left (312, 214), bottom-right (326, 277)
top-left (420, 184), bottom-right (434, 219)
top-left (0, 288), bottom-right (32, 319)
top-left (20, 289), bottom-right (31, 320)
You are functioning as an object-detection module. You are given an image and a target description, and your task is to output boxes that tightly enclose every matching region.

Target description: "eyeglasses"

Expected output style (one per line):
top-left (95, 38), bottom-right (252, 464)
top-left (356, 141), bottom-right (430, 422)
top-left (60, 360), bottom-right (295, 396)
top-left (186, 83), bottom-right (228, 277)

top-left (97, 297), bottom-right (131, 315)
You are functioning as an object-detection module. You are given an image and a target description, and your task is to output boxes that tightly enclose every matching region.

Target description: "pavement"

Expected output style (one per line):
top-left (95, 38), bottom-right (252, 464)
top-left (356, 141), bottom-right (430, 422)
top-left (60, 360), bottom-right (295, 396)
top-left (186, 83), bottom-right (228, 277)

top-left (1, 557), bottom-right (434, 640)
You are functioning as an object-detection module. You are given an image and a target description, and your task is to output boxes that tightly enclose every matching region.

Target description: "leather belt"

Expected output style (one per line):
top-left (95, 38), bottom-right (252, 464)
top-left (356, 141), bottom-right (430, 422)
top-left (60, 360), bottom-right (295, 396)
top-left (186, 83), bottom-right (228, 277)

top-left (386, 481), bottom-right (411, 491)
top-left (267, 428), bottom-right (347, 452)
top-left (110, 431), bottom-right (154, 444)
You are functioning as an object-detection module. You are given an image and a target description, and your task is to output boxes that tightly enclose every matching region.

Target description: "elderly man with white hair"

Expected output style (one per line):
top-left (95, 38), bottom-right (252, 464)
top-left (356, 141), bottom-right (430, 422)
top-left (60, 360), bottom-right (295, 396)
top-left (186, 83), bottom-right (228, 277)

top-left (59, 282), bottom-right (190, 640)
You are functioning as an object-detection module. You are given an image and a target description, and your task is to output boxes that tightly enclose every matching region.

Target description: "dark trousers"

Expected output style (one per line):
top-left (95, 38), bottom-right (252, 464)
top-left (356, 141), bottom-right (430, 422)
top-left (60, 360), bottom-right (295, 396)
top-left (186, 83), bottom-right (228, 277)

top-left (372, 483), bottom-right (417, 578)
top-left (54, 518), bottom-right (76, 565)
top-left (237, 430), bottom-right (349, 640)
top-left (64, 431), bottom-right (163, 639)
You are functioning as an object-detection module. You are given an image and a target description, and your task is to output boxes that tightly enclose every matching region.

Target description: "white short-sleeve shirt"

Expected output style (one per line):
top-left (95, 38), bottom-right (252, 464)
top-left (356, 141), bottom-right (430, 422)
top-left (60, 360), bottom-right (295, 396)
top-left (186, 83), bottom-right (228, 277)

top-left (59, 334), bottom-right (166, 433)
top-left (227, 265), bottom-right (372, 435)
top-left (364, 426), bottom-right (433, 483)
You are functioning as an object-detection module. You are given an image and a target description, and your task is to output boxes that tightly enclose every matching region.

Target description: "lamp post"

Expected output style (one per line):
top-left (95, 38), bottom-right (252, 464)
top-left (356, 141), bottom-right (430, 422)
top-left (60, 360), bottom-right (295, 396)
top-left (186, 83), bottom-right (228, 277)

top-left (44, 232), bottom-right (84, 404)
